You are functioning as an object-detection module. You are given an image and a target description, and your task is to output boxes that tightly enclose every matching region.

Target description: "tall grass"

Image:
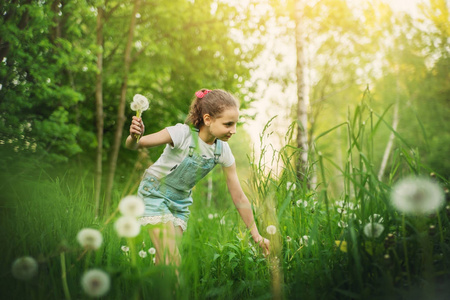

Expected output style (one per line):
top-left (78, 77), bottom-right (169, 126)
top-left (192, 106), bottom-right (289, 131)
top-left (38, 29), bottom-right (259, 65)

top-left (1, 92), bottom-right (449, 299)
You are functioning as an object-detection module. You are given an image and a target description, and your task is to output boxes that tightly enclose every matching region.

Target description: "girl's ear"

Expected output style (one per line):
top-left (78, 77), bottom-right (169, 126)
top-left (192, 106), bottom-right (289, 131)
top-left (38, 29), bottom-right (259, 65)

top-left (203, 114), bottom-right (211, 126)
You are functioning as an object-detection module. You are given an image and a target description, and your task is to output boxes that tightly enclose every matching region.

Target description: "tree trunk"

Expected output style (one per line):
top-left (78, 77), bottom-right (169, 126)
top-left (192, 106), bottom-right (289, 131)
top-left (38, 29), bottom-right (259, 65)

top-left (294, 0), bottom-right (309, 181)
top-left (94, 6), bottom-right (105, 218)
top-left (104, 0), bottom-right (141, 212)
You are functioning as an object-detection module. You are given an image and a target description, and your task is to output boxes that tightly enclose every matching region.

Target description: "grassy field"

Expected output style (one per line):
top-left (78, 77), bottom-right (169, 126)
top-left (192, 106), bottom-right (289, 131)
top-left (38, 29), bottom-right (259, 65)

top-left (1, 100), bottom-right (449, 299)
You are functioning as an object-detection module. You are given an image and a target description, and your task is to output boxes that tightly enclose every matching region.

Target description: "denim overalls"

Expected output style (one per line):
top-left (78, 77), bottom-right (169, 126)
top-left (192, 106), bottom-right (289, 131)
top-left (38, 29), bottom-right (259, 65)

top-left (137, 130), bottom-right (222, 231)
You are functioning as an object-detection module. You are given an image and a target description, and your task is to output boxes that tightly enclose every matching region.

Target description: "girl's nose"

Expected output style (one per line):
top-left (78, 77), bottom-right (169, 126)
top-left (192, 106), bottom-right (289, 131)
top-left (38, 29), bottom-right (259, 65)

top-left (230, 124), bottom-right (237, 134)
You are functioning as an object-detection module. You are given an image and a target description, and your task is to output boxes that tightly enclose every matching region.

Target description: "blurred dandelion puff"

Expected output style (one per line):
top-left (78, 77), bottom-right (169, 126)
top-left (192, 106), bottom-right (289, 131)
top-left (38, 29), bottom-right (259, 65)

top-left (114, 216), bottom-right (141, 238)
top-left (296, 199), bottom-right (307, 208)
top-left (337, 221), bottom-right (348, 228)
top-left (148, 247), bottom-right (156, 255)
top-left (81, 269), bottom-right (110, 298)
top-left (11, 256), bottom-right (38, 281)
top-left (266, 225), bottom-right (277, 235)
top-left (363, 222), bottom-right (384, 238)
top-left (300, 235), bottom-right (314, 246)
top-left (121, 245), bottom-right (130, 253)
top-left (139, 250), bottom-right (147, 258)
top-left (77, 228), bottom-right (103, 250)
top-left (368, 214), bottom-right (384, 223)
top-left (118, 195), bottom-right (145, 217)
top-left (391, 176), bottom-right (445, 215)
top-left (287, 181), bottom-right (296, 191)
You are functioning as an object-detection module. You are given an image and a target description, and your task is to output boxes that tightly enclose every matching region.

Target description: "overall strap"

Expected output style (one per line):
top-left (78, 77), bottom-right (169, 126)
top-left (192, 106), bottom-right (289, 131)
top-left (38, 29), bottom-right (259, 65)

top-left (214, 139), bottom-right (222, 163)
top-left (189, 127), bottom-right (199, 157)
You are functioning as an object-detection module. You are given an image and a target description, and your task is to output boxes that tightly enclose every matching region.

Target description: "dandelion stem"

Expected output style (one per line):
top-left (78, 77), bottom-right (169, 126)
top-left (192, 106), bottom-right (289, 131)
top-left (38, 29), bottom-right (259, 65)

top-left (103, 207), bottom-right (119, 226)
top-left (401, 215), bottom-right (411, 286)
top-left (436, 209), bottom-right (444, 245)
top-left (128, 238), bottom-right (137, 267)
top-left (60, 252), bottom-right (72, 300)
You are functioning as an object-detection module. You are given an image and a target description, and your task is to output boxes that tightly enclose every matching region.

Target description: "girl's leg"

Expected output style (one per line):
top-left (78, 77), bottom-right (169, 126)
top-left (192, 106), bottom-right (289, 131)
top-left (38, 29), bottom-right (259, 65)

top-left (148, 221), bottom-right (183, 266)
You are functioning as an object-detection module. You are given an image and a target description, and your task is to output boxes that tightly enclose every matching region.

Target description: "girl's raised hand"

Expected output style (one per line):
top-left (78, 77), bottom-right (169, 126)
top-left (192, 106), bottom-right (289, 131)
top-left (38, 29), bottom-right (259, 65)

top-left (130, 116), bottom-right (145, 139)
top-left (255, 236), bottom-right (270, 256)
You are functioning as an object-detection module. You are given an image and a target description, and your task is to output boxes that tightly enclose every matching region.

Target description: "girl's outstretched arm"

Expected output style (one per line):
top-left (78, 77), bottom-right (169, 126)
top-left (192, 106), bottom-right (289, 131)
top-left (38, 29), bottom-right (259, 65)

top-left (223, 163), bottom-right (270, 255)
top-left (126, 116), bottom-right (173, 150)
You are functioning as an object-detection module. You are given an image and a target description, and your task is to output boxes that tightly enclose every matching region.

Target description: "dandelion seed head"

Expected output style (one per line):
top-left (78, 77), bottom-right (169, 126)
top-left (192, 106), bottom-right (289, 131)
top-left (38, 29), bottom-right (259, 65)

top-left (287, 181), bottom-right (296, 191)
top-left (11, 256), bottom-right (38, 281)
top-left (118, 195), bottom-right (145, 217)
top-left (208, 214), bottom-right (214, 219)
top-left (148, 247), bottom-right (156, 255)
top-left (286, 236), bottom-right (292, 242)
top-left (391, 176), bottom-right (445, 215)
top-left (77, 228), bottom-right (103, 250)
top-left (121, 245), bottom-right (129, 252)
top-left (139, 250), bottom-right (147, 258)
top-left (368, 214), bottom-right (384, 223)
top-left (81, 269), bottom-right (110, 298)
top-left (337, 220), bottom-right (348, 228)
top-left (299, 235), bottom-right (314, 246)
top-left (114, 216), bottom-right (141, 238)
top-left (296, 199), bottom-right (307, 208)
top-left (266, 225), bottom-right (277, 235)
top-left (363, 222), bottom-right (384, 238)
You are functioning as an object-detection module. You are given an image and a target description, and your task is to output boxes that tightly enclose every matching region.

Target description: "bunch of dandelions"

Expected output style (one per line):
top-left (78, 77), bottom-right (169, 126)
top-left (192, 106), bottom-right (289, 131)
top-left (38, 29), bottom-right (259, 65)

top-left (130, 94), bottom-right (149, 142)
top-left (390, 176), bottom-right (445, 215)
top-left (114, 195), bottom-right (145, 266)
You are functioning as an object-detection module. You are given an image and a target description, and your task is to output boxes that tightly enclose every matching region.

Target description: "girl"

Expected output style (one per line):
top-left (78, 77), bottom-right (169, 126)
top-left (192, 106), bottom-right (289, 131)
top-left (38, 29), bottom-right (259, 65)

top-left (126, 89), bottom-right (270, 267)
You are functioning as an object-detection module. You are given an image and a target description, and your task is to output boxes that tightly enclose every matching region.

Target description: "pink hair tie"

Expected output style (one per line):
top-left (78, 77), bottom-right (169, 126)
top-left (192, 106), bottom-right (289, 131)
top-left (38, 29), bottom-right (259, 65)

top-left (195, 89), bottom-right (211, 99)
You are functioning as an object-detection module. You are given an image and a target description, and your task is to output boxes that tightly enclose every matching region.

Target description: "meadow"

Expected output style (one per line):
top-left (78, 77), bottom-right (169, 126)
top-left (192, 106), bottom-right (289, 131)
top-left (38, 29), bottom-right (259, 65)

top-left (1, 98), bottom-right (449, 300)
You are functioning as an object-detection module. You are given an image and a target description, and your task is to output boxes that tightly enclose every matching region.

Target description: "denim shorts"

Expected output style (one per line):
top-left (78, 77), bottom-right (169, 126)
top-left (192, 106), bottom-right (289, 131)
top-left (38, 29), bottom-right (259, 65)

top-left (137, 174), bottom-right (193, 231)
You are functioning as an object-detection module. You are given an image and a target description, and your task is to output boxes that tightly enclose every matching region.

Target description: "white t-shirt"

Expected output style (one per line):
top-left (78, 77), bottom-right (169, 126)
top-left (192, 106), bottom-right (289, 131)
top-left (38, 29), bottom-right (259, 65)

top-left (145, 123), bottom-right (235, 179)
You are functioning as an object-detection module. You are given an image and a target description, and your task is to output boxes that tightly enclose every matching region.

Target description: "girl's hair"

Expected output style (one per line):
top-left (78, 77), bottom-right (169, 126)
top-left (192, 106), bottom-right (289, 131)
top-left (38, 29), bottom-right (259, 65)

top-left (186, 89), bottom-right (239, 129)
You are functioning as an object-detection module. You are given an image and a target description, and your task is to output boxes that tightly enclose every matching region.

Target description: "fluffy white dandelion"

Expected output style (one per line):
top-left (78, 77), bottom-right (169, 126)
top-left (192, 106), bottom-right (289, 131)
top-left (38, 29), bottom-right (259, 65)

top-left (121, 245), bottom-right (130, 253)
top-left (118, 195), bottom-right (145, 217)
top-left (114, 216), bottom-right (141, 238)
top-left (148, 247), bottom-right (156, 255)
top-left (368, 214), bottom-right (384, 223)
top-left (77, 228), bottom-right (103, 250)
top-left (287, 181), bottom-right (296, 191)
top-left (391, 176), bottom-right (445, 215)
top-left (266, 225), bottom-right (277, 235)
top-left (11, 256), bottom-right (38, 281)
top-left (208, 214), bottom-right (214, 219)
top-left (139, 250), bottom-right (147, 258)
top-left (81, 269), bottom-right (110, 298)
top-left (337, 220), bottom-right (348, 228)
top-left (286, 236), bottom-right (292, 242)
top-left (296, 199), bottom-right (307, 208)
top-left (363, 222), bottom-right (385, 238)
top-left (299, 235), bottom-right (315, 246)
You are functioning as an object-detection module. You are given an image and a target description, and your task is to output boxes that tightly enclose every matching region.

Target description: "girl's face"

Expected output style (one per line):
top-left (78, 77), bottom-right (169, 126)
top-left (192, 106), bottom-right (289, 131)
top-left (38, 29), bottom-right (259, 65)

top-left (207, 107), bottom-right (239, 142)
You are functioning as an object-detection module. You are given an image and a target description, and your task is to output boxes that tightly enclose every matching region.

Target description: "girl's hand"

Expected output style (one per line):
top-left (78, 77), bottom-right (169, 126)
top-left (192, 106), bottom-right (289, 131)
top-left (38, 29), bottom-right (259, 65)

top-left (254, 235), bottom-right (270, 256)
top-left (130, 116), bottom-right (145, 139)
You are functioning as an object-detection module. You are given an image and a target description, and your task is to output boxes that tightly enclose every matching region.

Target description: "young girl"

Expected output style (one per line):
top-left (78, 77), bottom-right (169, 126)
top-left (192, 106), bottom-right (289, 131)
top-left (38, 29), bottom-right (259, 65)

top-left (126, 89), bottom-right (270, 267)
